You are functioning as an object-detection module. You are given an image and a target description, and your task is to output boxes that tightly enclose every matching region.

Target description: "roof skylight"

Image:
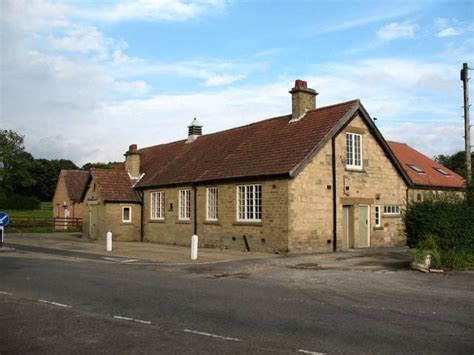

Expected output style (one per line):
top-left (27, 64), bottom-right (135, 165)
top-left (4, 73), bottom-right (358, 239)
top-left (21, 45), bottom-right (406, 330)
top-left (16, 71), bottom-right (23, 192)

top-left (434, 167), bottom-right (450, 176)
top-left (407, 164), bottom-right (425, 174)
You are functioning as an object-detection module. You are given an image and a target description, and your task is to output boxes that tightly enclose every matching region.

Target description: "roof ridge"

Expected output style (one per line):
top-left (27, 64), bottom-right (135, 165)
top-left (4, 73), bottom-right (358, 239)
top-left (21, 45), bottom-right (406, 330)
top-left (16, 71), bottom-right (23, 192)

top-left (139, 114), bottom-right (292, 153)
top-left (305, 99), bottom-right (359, 114)
top-left (139, 100), bottom-right (360, 153)
top-left (387, 140), bottom-right (406, 145)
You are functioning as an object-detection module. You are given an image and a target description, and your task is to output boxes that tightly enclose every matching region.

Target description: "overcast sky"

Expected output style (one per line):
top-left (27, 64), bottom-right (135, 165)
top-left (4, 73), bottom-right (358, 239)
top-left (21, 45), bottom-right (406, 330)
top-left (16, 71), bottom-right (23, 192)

top-left (1, 0), bottom-right (473, 166)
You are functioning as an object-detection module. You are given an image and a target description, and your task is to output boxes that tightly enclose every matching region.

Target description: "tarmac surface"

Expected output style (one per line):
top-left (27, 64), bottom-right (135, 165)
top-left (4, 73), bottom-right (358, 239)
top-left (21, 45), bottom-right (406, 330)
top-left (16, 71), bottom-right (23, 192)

top-left (3, 232), bottom-right (412, 271)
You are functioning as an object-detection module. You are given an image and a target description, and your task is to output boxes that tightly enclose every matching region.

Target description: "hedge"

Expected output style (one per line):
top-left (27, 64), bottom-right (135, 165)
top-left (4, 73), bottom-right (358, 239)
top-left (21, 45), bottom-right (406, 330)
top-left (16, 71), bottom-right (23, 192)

top-left (0, 195), bottom-right (41, 210)
top-left (404, 198), bottom-right (474, 251)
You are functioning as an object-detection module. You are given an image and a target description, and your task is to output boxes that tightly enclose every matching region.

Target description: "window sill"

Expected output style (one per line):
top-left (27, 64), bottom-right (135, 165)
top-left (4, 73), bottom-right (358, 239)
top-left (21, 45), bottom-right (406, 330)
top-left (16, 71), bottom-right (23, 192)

top-left (204, 220), bottom-right (220, 225)
top-left (373, 227), bottom-right (384, 230)
top-left (383, 214), bottom-right (401, 218)
top-left (233, 221), bottom-right (263, 227)
top-left (148, 219), bottom-right (165, 223)
top-left (345, 168), bottom-right (366, 173)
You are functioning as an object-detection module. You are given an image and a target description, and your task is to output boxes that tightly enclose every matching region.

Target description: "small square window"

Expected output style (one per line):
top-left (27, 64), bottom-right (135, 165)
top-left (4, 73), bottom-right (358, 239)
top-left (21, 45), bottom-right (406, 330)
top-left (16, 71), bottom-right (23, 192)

top-left (383, 205), bottom-right (400, 216)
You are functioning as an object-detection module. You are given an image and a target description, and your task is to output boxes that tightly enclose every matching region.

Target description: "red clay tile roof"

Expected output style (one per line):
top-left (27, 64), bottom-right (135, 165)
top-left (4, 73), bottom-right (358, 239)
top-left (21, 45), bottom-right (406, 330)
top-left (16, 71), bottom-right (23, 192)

top-left (388, 141), bottom-right (465, 189)
top-left (137, 100), bottom-right (360, 187)
top-left (63, 170), bottom-right (90, 202)
top-left (135, 100), bottom-right (360, 188)
top-left (90, 168), bottom-right (140, 202)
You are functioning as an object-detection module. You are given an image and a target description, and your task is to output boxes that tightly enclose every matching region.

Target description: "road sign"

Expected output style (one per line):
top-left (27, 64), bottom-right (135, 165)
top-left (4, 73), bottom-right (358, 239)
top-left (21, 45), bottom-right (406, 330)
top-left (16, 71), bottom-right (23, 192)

top-left (0, 212), bottom-right (10, 227)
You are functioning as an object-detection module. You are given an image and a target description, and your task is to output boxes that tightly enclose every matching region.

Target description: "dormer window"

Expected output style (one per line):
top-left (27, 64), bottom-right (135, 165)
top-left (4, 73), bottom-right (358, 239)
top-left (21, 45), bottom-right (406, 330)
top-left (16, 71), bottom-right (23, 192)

top-left (434, 167), bottom-right (450, 176)
top-left (407, 164), bottom-right (425, 174)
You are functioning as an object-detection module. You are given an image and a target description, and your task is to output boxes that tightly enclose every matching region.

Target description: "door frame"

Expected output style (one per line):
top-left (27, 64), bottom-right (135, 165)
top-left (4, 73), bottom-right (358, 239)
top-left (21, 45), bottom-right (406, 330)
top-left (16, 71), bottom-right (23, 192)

top-left (359, 204), bottom-right (371, 248)
top-left (342, 205), bottom-right (354, 249)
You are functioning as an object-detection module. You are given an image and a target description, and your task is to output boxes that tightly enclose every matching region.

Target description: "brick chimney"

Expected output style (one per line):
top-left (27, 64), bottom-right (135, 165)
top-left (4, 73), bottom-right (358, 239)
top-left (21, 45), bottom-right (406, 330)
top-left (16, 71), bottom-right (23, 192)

top-left (124, 144), bottom-right (140, 179)
top-left (187, 118), bottom-right (202, 143)
top-left (289, 79), bottom-right (318, 120)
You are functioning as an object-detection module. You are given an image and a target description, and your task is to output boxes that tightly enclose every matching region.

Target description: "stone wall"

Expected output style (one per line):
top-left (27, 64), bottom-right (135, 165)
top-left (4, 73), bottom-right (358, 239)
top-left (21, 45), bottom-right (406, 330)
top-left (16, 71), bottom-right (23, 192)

top-left (52, 172), bottom-right (85, 222)
top-left (288, 114), bottom-right (408, 252)
top-left (142, 179), bottom-right (289, 253)
top-left (408, 188), bottom-right (465, 203)
top-left (82, 178), bottom-right (141, 241)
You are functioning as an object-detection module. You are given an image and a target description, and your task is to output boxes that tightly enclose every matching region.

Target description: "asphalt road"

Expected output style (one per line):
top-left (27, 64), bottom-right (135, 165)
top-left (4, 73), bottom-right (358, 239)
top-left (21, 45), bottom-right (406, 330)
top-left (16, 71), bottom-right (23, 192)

top-left (1, 250), bottom-right (473, 354)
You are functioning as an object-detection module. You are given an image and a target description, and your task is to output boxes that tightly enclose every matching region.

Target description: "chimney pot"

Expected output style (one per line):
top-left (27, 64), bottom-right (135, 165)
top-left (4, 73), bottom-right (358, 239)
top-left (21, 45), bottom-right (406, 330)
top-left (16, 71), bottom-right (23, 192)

top-left (295, 79), bottom-right (307, 89)
top-left (129, 144), bottom-right (138, 151)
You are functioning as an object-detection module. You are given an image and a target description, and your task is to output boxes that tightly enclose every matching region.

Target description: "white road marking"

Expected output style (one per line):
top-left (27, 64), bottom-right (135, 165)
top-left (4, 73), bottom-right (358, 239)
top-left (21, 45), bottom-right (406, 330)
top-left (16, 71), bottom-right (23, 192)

top-left (113, 315), bottom-right (151, 325)
top-left (102, 257), bottom-right (138, 263)
top-left (38, 299), bottom-right (72, 308)
top-left (0, 291), bottom-right (13, 295)
top-left (298, 350), bottom-right (325, 355)
top-left (183, 329), bottom-right (241, 342)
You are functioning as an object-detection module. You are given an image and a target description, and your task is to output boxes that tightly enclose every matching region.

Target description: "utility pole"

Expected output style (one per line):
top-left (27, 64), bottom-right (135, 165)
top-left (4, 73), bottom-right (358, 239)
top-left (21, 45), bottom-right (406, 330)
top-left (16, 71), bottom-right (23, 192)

top-left (461, 63), bottom-right (472, 185)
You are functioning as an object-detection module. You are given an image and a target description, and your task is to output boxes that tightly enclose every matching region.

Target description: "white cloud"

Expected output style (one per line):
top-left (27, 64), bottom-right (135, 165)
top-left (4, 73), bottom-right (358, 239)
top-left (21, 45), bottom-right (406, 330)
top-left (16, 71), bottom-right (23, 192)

top-left (314, 4), bottom-right (419, 35)
top-left (1, 0), bottom-right (69, 30)
top-left (434, 17), bottom-right (473, 38)
top-left (1, 0), bottom-right (467, 167)
top-left (377, 22), bottom-right (417, 41)
top-left (383, 122), bottom-right (463, 158)
top-left (77, 0), bottom-right (229, 23)
top-left (49, 25), bottom-right (120, 60)
top-left (437, 27), bottom-right (461, 37)
top-left (204, 74), bottom-right (245, 86)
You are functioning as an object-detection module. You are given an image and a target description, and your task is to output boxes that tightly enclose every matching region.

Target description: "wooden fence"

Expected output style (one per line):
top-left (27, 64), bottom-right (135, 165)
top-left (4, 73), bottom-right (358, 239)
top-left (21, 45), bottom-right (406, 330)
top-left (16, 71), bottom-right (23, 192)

top-left (9, 217), bottom-right (83, 230)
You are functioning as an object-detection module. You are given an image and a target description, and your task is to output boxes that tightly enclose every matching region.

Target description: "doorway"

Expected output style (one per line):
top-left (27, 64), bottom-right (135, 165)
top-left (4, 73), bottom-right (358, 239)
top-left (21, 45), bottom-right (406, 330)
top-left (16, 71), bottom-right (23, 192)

top-left (357, 205), bottom-right (370, 248)
top-left (342, 205), bottom-right (354, 248)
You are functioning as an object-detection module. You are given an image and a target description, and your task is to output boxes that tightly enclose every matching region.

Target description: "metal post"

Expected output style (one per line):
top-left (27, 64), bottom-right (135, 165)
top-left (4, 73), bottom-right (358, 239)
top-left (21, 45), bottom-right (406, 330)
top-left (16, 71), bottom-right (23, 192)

top-left (461, 63), bottom-right (472, 185)
top-left (0, 226), bottom-right (3, 247)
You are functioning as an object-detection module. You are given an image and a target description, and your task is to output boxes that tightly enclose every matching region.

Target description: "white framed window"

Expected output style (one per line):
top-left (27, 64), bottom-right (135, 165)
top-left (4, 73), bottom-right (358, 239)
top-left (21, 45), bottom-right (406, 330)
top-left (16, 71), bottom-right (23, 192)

top-left (122, 206), bottom-right (132, 223)
top-left (236, 184), bottom-right (262, 222)
top-left (150, 191), bottom-right (165, 220)
top-left (346, 133), bottom-right (363, 170)
top-left (206, 187), bottom-right (218, 221)
top-left (383, 205), bottom-right (401, 215)
top-left (374, 205), bottom-right (382, 227)
top-left (179, 189), bottom-right (191, 220)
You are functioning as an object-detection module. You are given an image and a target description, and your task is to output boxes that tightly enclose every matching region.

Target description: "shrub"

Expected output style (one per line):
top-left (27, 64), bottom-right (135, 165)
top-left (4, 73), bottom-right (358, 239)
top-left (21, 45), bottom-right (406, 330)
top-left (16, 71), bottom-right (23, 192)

top-left (0, 195), bottom-right (41, 210)
top-left (441, 250), bottom-right (474, 270)
top-left (405, 199), bottom-right (474, 251)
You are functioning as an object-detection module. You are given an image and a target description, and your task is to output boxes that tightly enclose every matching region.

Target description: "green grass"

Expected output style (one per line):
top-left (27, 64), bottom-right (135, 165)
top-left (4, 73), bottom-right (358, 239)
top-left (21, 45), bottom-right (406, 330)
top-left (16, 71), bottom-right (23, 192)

top-left (6, 226), bottom-right (56, 233)
top-left (3, 209), bottom-right (53, 218)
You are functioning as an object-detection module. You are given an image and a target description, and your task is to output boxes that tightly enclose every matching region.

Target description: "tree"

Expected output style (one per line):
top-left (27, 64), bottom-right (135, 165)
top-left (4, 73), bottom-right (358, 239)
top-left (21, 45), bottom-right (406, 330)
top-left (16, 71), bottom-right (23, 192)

top-left (0, 130), bottom-right (35, 198)
top-left (435, 151), bottom-right (474, 179)
top-left (81, 161), bottom-right (121, 171)
top-left (0, 130), bottom-right (79, 201)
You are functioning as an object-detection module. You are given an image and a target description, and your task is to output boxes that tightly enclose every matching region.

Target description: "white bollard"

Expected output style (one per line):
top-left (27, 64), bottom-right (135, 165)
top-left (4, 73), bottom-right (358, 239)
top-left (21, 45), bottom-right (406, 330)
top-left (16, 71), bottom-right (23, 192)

top-left (106, 231), bottom-right (113, 252)
top-left (191, 234), bottom-right (198, 260)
